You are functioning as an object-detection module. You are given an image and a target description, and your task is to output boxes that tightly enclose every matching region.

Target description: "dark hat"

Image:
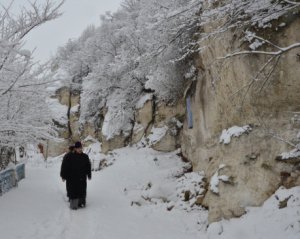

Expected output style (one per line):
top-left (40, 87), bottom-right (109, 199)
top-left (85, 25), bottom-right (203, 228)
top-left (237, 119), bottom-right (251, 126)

top-left (74, 141), bottom-right (82, 148)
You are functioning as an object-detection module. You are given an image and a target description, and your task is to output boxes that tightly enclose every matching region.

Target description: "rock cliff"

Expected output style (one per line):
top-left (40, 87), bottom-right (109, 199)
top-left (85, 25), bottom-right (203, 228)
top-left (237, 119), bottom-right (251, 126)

top-left (181, 16), bottom-right (300, 222)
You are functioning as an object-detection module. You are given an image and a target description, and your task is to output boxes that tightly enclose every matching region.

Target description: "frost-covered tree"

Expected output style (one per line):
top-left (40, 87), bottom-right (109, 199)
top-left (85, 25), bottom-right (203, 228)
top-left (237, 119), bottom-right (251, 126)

top-left (0, 0), bottom-right (64, 152)
top-left (53, 0), bottom-right (202, 140)
top-left (52, 0), bottom-right (300, 142)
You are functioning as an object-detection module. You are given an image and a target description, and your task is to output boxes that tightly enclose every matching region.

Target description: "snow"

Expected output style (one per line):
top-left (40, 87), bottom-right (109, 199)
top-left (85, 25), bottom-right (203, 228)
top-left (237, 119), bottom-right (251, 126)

top-left (70, 104), bottom-right (79, 114)
top-left (26, 144), bottom-right (45, 166)
top-left (1, 145), bottom-right (300, 239)
top-left (0, 146), bottom-right (205, 239)
top-left (140, 126), bottom-right (168, 146)
top-left (135, 94), bottom-right (153, 109)
top-left (278, 22), bottom-right (286, 27)
top-left (207, 186), bottom-right (300, 239)
top-left (280, 147), bottom-right (300, 160)
top-left (46, 69), bottom-right (69, 93)
top-left (175, 171), bottom-right (206, 211)
top-left (210, 164), bottom-right (229, 194)
top-left (101, 92), bottom-right (134, 140)
top-left (148, 126), bottom-right (168, 143)
top-left (133, 122), bottom-right (144, 133)
top-left (46, 98), bottom-right (68, 125)
top-left (219, 125), bottom-right (252, 145)
top-left (184, 65), bottom-right (197, 79)
top-left (82, 141), bottom-right (113, 171)
top-left (83, 135), bottom-right (98, 143)
top-left (249, 39), bottom-right (264, 50)
top-left (245, 30), bottom-right (265, 50)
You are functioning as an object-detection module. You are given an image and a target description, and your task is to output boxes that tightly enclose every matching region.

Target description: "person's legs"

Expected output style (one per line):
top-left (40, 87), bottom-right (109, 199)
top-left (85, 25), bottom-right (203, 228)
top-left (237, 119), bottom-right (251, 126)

top-left (70, 199), bottom-right (79, 210)
top-left (66, 180), bottom-right (71, 201)
top-left (68, 179), bottom-right (80, 209)
top-left (78, 179), bottom-right (87, 207)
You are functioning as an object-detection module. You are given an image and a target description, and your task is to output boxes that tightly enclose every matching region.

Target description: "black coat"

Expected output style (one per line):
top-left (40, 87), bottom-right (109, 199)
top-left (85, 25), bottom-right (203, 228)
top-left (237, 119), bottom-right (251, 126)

top-left (60, 152), bottom-right (91, 199)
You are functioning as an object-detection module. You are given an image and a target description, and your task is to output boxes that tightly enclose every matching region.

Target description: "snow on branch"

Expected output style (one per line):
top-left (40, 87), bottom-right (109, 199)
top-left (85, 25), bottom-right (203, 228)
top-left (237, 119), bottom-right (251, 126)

top-left (218, 42), bottom-right (300, 59)
top-left (197, 0), bottom-right (300, 55)
top-left (0, 0), bottom-right (64, 147)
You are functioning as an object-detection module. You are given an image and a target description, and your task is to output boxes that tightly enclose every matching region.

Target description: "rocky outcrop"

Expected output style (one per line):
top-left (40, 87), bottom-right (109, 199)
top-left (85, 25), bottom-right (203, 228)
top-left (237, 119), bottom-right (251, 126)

top-left (181, 17), bottom-right (300, 222)
top-left (101, 135), bottom-right (128, 154)
top-left (151, 103), bottom-right (185, 152)
top-left (69, 92), bottom-right (81, 142)
top-left (133, 98), bottom-right (185, 152)
top-left (47, 87), bottom-right (81, 157)
top-left (100, 95), bottom-right (185, 153)
top-left (132, 97), bottom-right (154, 144)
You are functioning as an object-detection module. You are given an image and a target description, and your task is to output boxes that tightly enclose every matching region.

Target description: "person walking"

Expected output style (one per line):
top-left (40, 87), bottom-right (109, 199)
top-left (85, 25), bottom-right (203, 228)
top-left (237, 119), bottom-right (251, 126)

top-left (60, 141), bottom-right (91, 210)
top-left (60, 145), bottom-right (75, 201)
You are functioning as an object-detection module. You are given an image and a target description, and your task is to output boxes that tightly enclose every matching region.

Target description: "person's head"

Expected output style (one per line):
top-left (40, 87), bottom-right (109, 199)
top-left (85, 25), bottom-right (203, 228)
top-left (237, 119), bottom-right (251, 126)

top-left (68, 145), bottom-right (75, 152)
top-left (74, 141), bottom-right (83, 153)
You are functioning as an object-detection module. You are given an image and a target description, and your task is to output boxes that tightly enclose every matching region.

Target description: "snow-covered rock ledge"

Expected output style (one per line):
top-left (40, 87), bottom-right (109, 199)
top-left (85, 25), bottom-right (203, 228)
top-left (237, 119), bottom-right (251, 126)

top-left (207, 186), bottom-right (300, 239)
top-left (219, 125), bottom-right (252, 145)
top-left (276, 146), bottom-right (300, 164)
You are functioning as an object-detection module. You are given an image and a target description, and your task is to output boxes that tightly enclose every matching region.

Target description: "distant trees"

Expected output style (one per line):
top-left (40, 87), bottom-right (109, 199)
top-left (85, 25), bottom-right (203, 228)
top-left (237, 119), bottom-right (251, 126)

top-left (0, 0), bottom-right (64, 151)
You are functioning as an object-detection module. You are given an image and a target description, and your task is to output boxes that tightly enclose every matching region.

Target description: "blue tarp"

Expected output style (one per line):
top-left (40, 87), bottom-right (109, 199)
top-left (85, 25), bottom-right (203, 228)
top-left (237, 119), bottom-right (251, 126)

top-left (0, 163), bottom-right (25, 196)
top-left (186, 96), bottom-right (193, 129)
top-left (16, 163), bottom-right (25, 181)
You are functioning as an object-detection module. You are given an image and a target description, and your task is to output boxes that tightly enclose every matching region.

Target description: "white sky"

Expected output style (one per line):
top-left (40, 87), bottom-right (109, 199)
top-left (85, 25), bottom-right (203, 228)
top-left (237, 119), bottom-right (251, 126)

top-left (4, 0), bottom-right (123, 62)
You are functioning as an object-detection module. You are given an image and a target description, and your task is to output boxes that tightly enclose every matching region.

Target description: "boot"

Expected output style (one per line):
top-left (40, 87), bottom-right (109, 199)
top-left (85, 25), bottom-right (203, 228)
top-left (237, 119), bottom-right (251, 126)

top-left (78, 198), bottom-right (86, 208)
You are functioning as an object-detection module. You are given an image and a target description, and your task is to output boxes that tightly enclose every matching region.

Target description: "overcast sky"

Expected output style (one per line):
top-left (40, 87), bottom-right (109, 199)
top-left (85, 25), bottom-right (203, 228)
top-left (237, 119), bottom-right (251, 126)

top-left (5, 0), bottom-right (123, 62)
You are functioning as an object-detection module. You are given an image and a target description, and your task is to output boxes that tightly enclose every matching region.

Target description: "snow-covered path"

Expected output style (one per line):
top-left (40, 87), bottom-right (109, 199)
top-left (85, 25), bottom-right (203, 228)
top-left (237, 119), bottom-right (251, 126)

top-left (0, 147), bottom-right (203, 239)
top-left (1, 146), bottom-right (300, 239)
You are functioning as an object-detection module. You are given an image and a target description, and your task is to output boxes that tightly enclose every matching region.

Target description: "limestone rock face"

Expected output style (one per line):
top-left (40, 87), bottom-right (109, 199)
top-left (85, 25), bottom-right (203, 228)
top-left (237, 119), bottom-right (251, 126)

top-left (81, 121), bottom-right (100, 140)
top-left (69, 111), bottom-right (80, 142)
top-left (47, 88), bottom-right (81, 157)
top-left (181, 18), bottom-right (300, 222)
top-left (69, 91), bottom-right (81, 141)
top-left (150, 101), bottom-right (185, 152)
top-left (154, 101), bottom-right (185, 127)
top-left (136, 100), bottom-right (154, 130)
top-left (46, 140), bottom-right (69, 158)
top-left (55, 87), bottom-right (70, 106)
top-left (152, 131), bottom-right (178, 152)
top-left (132, 99), bottom-right (154, 144)
top-left (101, 135), bottom-right (127, 154)
top-left (132, 123), bottom-right (145, 144)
